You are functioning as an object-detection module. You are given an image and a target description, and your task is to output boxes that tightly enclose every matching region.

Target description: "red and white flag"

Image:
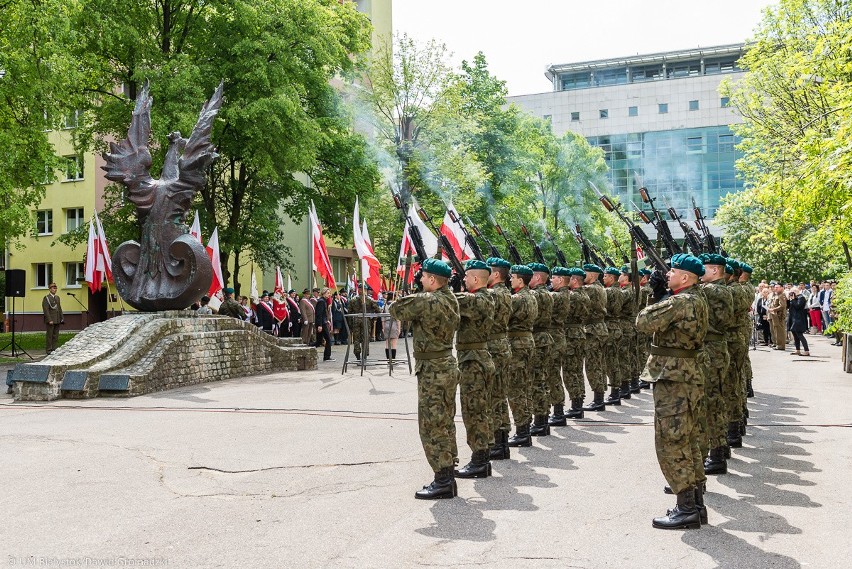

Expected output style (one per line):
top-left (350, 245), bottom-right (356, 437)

top-left (94, 212), bottom-right (113, 284)
top-left (636, 245), bottom-right (646, 260)
top-left (274, 266), bottom-right (285, 295)
top-left (84, 213), bottom-right (113, 293)
top-left (439, 201), bottom-right (470, 262)
top-left (188, 210), bottom-right (202, 243)
top-left (309, 200), bottom-right (336, 287)
top-left (206, 227), bottom-right (224, 296)
top-left (396, 196), bottom-right (439, 282)
top-left (353, 197), bottom-right (382, 299)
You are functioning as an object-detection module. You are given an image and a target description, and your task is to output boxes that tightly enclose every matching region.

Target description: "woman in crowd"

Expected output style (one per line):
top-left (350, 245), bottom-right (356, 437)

top-left (807, 287), bottom-right (823, 334)
top-left (756, 287), bottom-right (772, 346)
top-left (787, 287), bottom-right (810, 356)
top-left (331, 291), bottom-right (348, 345)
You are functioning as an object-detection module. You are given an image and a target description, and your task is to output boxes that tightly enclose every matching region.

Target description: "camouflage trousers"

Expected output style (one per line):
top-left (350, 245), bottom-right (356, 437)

top-left (489, 339), bottom-right (512, 432)
top-left (618, 322), bottom-right (636, 384)
top-left (507, 343), bottom-right (534, 427)
top-left (635, 331), bottom-right (650, 379)
top-left (531, 334), bottom-right (553, 415)
top-left (563, 338), bottom-right (586, 400)
top-left (653, 379), bottom-right (704, 495)
top-left (604, 325), bottom-right (623, 389)
top-left (695, 378), bottom-right (708, 483)
top-left (726, 333), bottom-right (749, 422)
top-left (740, 331), bottom-right (753, 401)
top-left (547, 332), bottom-right (567, 406)
top-left (417, 359), bottom-right (459, 472)
top-left (703, 340), bottom-right (731, 450)
top-left (351, 326), bottom-right (370, 358)
top-left (459, 352), bottom-right (496, 453)
top-left (583, 334), bottom-right (608, 393)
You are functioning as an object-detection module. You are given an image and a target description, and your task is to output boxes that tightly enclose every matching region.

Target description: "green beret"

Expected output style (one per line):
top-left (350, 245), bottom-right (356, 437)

top-left (568, 267), bottom-right (586, 277)
top-left (422, 258), bottom-right (453, 278)
top-left (511, 264), bottom-right (533, 276)
top-left (551, 266), bottom-right (572, 277)
top-left (604, 267), bottom-right (621, 276)
top-left (725, 263), bottom-right (734, 274)
top-left (583, 263), bottom-right (603, 274)
top-left (487, 257), bottom-right (511, 269)
top-left (465, 259), bottom-right (491, 273)
top-left (702, 254), bottom-right (727, 266)
top-left (740, 262), bottom-right (753, 274)
top-left (527, 262), bottom-right (550, 274)
top-left (620, 264), bottom-right (630, 274)
top-left (727, 259), bottom-right (741, 270)
top-left (224, 287), bottom-right (235, 295)
top-left (640, 268), bottom-right (652, 276)
top-left (671, 253), bottom-right (705, 277)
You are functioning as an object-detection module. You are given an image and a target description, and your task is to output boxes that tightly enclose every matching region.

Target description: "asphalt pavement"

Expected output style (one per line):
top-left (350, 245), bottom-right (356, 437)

top-left (1, 334), bottom-right (849, 568)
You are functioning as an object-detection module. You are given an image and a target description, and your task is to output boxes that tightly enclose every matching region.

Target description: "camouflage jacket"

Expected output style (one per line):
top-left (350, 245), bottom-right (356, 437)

top-left (636, 285), bottom-right (708, 383)
top-left (549, 289), bottom-right (570, 338)
top-left (565, 287), bottom-right (590, 339)
top-left (701, 278), bottom-right (734, 339)
top-left (740, 281), bottom-right (757, 327)
top-left (487, 282), bottom-right (512, 354)
top-left (218, 298), bottom-right (247, 320)
top-left (390, 286), bottom-right (460, 372)
top-left (348, 294), bottom-right (380, 316)
top-left (619, 285), bottom-right (637, 320)
top-left (605, 284), bottom-right (624, 331)
top-left (730, 282), bottom-right (754, 330)
top-left (455, 287), bottom-right (495, 363)
top-left (530, 284), bottom-right (553, 347)
top-left (508, 285), bottom-right (538, 350)
top-left (584, 282), bottom-right (609, 338)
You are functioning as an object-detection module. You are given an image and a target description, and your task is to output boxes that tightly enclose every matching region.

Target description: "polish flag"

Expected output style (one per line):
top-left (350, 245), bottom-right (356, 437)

top-left (396, 196), bottom-right (439, 282)
top-left (188, 210), bottom-right (202, 243)
top-left (286, 273), bottom-right (292, 294)
top-left (274, 266), bottom-right (285, 295)
top-left (206, 227), bottom-right (224, 296)
top-left (93, 212), bottom-right (113, 283)
top-left (636, 245), bottom-right (646, 260)
top-left (439, 201), bottom-right (470, 262)
top-left (353, 197), bottom-right (382, 299)
top-left (309, 200), bottom-right (336, 287)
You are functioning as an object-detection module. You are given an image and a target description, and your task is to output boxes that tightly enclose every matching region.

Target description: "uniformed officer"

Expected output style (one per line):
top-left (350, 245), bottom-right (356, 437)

top-left (389, 259), bottom-right (461, 499)
top-left (602, 267), bottom-right (625, 406)
top-left (582, 264), bottom-right (610, 411)
top-left (546, 266), bottom-right (572, 426)
top-left (637, 254), bottom-right (708, 530)
top-left (486, 257), bottom-right (514, 460)
top-left (617, 265), bottom-right (638, 399)
top-left (564, 268), bottom-right (591, 417)
top-left (635, 268), bottom-right (653, 390)
top-left (349, 289), bottom-right (380, 361)
top-left (506, 265), bottom-right (538, 447)
top-left (726, 260), bottom-right (753, 448)
top-left (454, 260), bottom-right (497, 479)
top-left (528, 262), bottom-right (554, 436)
top-left (739, 263), bottom-right (757, 399)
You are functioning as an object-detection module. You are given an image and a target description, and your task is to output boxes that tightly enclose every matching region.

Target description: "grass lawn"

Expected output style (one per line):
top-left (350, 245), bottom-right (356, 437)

top-left (0, 331), bottom-right (77, 363)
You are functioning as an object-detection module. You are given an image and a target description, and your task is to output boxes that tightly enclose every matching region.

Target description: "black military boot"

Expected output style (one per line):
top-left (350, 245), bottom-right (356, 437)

top-left (629, 378), bottom-right (641, 393)
top-left (508, 424), bottom-right (532, 447)
top-left (723, 444), bottom-right (731, 459)
top-left (415, 467), bottom-right (457, 500)
top-left (663, 485), bottom-right (673, 494)
top-left (565, 398), bottom-right (584, 419)
top-left (455, 450), bottom-right (492, 478)
top-left (582, 391), bottom-right (606, 411)
top-left (652, 487), bottom-right (701, 529)
top-left (604, 386), bottom-right (622, 406)
top-left (548, 404), bottom-right (567, 426)
top-left (620, 382), bottom-right (632, 400)
top-left (530, 414), bottom-right (551, 436)
top-left (703, 447), bottom-right (728, 475)
top-left (746, 376), bottom-right (754, 398)
top-left (727, 421), bottom-right (743, 448)
top-left (489, 429), bottom-right (509, 460)
top-left (695, 485), bottom-right (708, 525)
top-left (639, 379), bottom-right (651, 389)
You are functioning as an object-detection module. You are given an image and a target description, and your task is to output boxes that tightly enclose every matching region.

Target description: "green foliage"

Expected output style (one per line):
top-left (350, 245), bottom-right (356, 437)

top-left (833, 271), bottom-right (852, 333)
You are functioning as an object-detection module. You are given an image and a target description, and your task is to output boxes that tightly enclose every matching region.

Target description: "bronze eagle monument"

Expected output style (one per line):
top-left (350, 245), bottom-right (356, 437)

top-left (102, 81), bottom-right (222, 311)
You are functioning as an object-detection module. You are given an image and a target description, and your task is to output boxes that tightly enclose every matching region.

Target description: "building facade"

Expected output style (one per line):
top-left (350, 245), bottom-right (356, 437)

top-left (508, 44), bottom-right (746, 229)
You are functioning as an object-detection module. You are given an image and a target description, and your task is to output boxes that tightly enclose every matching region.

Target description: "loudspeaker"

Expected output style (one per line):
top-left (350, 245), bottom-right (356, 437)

top-left (5, 269), bottom-right (25, 297)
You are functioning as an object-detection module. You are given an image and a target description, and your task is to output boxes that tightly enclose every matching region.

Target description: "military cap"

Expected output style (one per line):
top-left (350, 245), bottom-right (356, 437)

top-left (583, 263), bottom-right (603, 274)
top-left (702, 253), bottom-right (727, 266)
top-left (568, 267), bottom-right (586, 277)
top-left (301, 289), bottom-right (309, 294)
top-left (487, 256), bottom-right (511, 269)
top-left (288, 289), bottom-right (296, 294)
top-left (527, 262), bottom-right (550, 274)
top-left (640, 268), bottom-right (652, 276)
top-left (725, 264), bottom-right (734, 274)
top-left (740, 262), bottom-right (753, 274)
top-left (511, 264), bottom-right (533, 276)
top-left (604, 267), bottom-right (621, 276)
top-left (620, 264), bottom-right (631, 274)
top-left (551, 266), bottom-right (572, 277)
top-left (224, 287), bottom-right (235, 295)
top-left (465, 259), bottom-right (491, 273)
top-left (671, 253), bottom-right (705, 276)
top-left (421, 258), bottom-right (453, 278)
top-left (727, 259), bottom-right (741, 270)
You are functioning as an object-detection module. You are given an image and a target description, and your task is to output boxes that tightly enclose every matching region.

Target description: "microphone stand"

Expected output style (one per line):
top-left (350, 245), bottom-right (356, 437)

top-left (66, 293), bottom-right (91, 327)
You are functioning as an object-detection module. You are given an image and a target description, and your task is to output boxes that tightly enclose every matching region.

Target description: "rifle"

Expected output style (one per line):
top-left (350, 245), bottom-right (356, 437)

top-left (637, 187), bottom-right (682, 257)
top-left (573, 224), bottom-right (605, 267)
top-left (517, 216), bottom-right (547, 264)
top-left (392, 192), bottom-right (430, 291)
top-left (416, 205), bottom-right (466, 290)
top-left (608, 232), bottom-right (630, 265)
top-left (665, 200), bottom-right (704, 255)
top-left (590, 182), bottom-right (669, 272)
top-left (691, 197), bottom-right (718, 254)
top-left (466, 217), bottom-right (503, 259)
top-left (544, 231), bottom-right (568, 267)
top-left (446, 209), bottom-right (484, 261)
top-left (493, 219), bottom-right (523, 265)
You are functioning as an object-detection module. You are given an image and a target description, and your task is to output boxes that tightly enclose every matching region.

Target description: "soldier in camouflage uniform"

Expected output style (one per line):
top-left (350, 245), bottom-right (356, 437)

top-left (349, 290), bottom-right (380, 361)
top-left (603, 267), bottom-right (625, 406)
top-left (528, 263), bottom-right (554, 436)
top-left (389, 259), bottom-right (461, 500)
top-left (637, 254), bottom-right (708, 530)
top-left (506, 265), bottom-right (538, 447)
top-left (635, 269), bottom-right (653, 390)
top-left (454, 260), bottom-right (497, 479)
top-left (564, 268), bottom-right (591, 418)
top-left (617, 266), bottom-right (638, 400)
top-left (699, 254), bottom-right (734, 476)
top-left (582, 264), bottom-right (610, 411)
top-left (726, 260), bottom-right (753, 449)
top-left (739, 263), bottom-right (757, 399)
top-left (546, 266), bottom-right (573, 426)
top-left (486, 258), bottom-right (514, 460)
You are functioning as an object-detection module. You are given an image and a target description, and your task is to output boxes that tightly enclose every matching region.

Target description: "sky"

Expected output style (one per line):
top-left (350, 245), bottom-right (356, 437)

top-left (392, 0), bottom-right (778, 96)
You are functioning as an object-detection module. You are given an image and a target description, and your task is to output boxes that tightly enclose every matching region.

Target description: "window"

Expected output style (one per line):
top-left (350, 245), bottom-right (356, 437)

top-left (570, 112), bottom-right (580, 122)
top-left (658, 103), bottom-right (668, 114)
top-left (628, 106), bottom-right (638, 117)
top-left (65, 208), bottom-right (84, 232)
top-left (595, 67), bottom-right (627, 86)
top-left (720, 96), bottom-right (730, 108)
top-left (689, 100), bottom-right (699, 111)
top-left (63, 110), bottom-right (80, 129)
top-left (718, 133), bottom-right (735, 152)
top-left (64, 155), bottom-right (84, 181)
top-left (34, 263), bottom-right (53, 289)
top-left (686, 136), bottom-right (704, 153)
top-left (599, 109), bottom-right (608, 119)
top-left (543, 114), bottom-right (552, 122)
top-left (36, 210), bottom-right (53, 235)
top-left (65, 262), bottom-right (85, 287)
top-left (631, 64), bottom-right (664, 82)
top-left (667, 61), bottom-right (701, 79)
top-left (560, 71), bottom-right (592, 91)
top-left (330, 257), bottom-right (349, 285)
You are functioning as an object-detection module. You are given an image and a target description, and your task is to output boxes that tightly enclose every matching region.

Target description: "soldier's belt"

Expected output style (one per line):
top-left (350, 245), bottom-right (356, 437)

top-left (649, 345), bottom-right (698, 358)
top-left (488, 333), bottom-right (508, 341)
top-left (705, 332), bottom-right (725, 342)
top-left (414, 349), bottom-right (453, 360)
top-left (533, 327), bottom-right (549, 334)
top-left (507, 331), bottom-right (533, 338)
top-left (587, 318), bottom-right (604, 324)
top-left (456, 342), bottom-right (488, 351)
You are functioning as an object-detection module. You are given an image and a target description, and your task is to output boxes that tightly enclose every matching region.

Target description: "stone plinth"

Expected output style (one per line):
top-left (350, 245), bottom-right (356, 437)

top-left (10, 312), bottom-right (317, 401)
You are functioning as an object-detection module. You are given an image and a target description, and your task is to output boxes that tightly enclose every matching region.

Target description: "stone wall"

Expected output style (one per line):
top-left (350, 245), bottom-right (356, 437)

top-left (10, 312), bottom-right (317, 401)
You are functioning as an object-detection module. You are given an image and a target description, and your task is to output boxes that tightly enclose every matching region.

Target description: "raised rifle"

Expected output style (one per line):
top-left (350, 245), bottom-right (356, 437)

top-left (446, 208), bottom-right (484, 261)
top-left (691, 197), bottom-right (718, 254)
top-left (392, 192), bottom-right (430, 291)
top-left (573, 223), bottom-right (605, 267)
top-left (609, 235), bottom-right (630, 265)
top-left (544, 231), bottom-right (568, 267)
top-left (493, 219), bottom-right (524, 265)
top-left (590, 182), bottom-right (669, 272)
top-left (517, 216), bottom-right (547, 264)
top-left (466, 217), bottom-right (503, 259)
top-left (417, 206), bottom-right (466, 291)
top-left (638, 187), bottom-right (682, 257)
top-left (665, 200), bottom-right (704, 256)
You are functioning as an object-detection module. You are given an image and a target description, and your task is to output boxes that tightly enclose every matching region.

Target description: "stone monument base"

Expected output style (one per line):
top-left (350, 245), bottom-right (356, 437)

top-left (10, 312), bottom-right (317, 401)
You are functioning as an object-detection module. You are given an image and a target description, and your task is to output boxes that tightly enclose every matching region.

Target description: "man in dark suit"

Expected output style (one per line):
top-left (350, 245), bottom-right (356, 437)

top-left (315, 287), bottom-right (334, 361)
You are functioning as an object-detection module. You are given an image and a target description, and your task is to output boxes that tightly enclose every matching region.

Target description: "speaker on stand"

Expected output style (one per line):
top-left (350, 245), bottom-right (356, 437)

top-left (1, 269), bottom-right (32, 358)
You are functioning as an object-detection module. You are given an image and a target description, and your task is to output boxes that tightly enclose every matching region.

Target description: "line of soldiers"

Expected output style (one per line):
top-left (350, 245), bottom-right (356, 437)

top-left (391, 253), bottom-right (756, 531)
